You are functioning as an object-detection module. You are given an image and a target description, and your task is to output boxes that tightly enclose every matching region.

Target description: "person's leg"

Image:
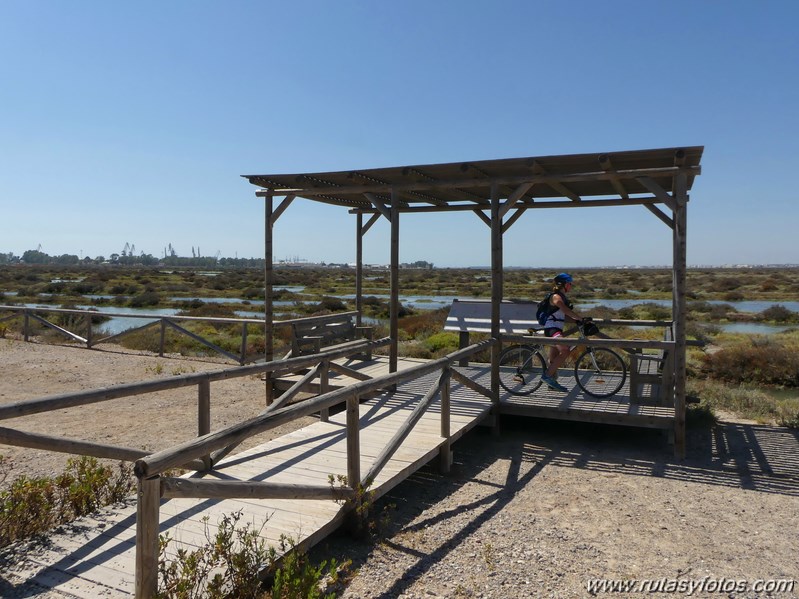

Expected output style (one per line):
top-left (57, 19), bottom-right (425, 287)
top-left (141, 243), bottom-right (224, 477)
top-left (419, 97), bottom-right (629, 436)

top-left (547, 343), bottom-right (569, 377)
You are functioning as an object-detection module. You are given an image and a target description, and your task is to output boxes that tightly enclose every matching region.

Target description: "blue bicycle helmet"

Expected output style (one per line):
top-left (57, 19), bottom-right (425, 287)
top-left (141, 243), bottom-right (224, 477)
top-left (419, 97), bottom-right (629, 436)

top-left (554, 272), bottom-right (573, 284)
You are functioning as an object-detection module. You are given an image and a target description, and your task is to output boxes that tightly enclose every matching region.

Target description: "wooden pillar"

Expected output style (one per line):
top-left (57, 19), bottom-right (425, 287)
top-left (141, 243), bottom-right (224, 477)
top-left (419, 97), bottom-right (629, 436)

top-left (264, 193), bottom-right (274, 405)
top-left (490, 183), bottom-right (502, 434)
top-left (320, 360), bottom-right (330, 423)
top-left (135, 475), bottom-right (160, 599)
top-left (159, 320), bottom-right (166, 357)
top-left (240, 322), bottom-right (248, 365)
top-left (346, 394), bottom-right (360, 487)
top-left (356, 212), bottom-right (363, 327)
top-left (672, 173), bottom-right (688, 458)
top-left (389, 191), bottom-right (399, 374)
top-left (439, 367), bottom-right (453, 473)
top-left (198, 379), bottom-right (211, 470)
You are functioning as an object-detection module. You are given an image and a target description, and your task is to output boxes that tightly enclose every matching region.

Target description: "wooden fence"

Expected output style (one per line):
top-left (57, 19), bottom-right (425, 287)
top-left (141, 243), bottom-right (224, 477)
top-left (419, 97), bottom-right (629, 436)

top-left (0, 305), bottom-right (365, 365)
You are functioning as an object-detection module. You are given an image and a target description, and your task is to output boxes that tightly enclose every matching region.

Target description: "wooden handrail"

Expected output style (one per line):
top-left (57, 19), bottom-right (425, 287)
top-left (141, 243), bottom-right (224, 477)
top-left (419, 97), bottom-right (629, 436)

top-left (0, 337), bottom-right (390, 421)
top-left (135, 339), bottom-right (496, 478)
top-left (0, 305), bottom-right (368, 364)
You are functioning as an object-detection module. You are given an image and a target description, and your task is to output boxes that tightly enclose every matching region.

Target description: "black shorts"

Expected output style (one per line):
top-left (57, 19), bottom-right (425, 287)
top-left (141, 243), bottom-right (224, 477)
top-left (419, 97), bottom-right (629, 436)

top-left (544, 327), bottom-right (564, 338)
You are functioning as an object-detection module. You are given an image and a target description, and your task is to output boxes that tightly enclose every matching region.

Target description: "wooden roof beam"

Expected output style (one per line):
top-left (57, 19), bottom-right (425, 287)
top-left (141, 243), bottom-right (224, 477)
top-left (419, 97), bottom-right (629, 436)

top-left (499, 182), bottom-right (535, 219)
top-left (363, 193), bottom-right (393, 222)
top-left (349, 195), bottom-right (664, 215)
top-left (597, 154), bottom-right (630, 200)
top-left (404, 167), bottom-right (488, 205)
top-left (532, 161), bottom-right (582, 202)
top-left (636, 177), bottom-right (677, 211)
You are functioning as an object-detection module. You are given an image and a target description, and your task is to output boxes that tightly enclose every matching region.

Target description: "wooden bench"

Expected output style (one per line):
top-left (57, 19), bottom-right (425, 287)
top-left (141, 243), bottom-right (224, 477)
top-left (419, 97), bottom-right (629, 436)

top-left (444, 299), bottom-right (541, 365)
top-left (287, 311), bottom-right (374, 360)
top-left (628, 327), bottom-right (674, 406)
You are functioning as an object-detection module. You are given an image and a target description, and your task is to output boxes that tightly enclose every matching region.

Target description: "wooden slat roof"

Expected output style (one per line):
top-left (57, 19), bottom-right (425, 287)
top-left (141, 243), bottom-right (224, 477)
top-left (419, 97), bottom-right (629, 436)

top-left (243, 146), bottom-right (703, 212)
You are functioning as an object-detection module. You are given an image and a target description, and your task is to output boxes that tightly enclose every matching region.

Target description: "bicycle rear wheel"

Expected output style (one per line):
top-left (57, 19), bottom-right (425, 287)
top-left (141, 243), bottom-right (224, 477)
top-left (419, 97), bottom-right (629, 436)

top-left (573, 347), bottom-right (626, 398)
top-left (498, 345), bottom-right (546, 396)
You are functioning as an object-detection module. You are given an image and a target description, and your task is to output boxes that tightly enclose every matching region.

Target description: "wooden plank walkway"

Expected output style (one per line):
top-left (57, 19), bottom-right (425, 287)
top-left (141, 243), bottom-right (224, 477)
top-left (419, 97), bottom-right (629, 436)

top-left (500, 367), bottom-right (675, 428)
top-left (4, 362), bottom-right (494, 598)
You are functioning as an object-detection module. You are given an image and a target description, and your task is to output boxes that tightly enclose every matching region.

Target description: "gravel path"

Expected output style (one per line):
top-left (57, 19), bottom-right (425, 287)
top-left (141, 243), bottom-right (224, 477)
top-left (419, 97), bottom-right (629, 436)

top-left (1, 338), bottom-right (798, 598)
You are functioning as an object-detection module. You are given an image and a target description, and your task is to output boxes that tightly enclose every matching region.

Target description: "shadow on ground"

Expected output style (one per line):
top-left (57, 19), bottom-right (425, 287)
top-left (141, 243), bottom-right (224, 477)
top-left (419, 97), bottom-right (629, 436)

top-left (311, 414), bottom-right (799, 598)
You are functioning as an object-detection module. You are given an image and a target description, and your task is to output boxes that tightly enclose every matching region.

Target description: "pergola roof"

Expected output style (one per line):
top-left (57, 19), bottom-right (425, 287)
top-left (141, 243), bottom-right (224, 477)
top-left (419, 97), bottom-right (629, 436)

top-left (244, 146), bottom-right (703, 212)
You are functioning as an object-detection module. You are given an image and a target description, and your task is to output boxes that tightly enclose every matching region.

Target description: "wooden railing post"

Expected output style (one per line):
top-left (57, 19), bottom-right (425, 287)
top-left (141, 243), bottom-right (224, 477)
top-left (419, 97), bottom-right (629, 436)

top-left (198, 380), bottom-right (211, 470)
top-left (23, 309), bottom-right (29, 342)
top-left (86, 313), bottom-right (92, 348)
top-left (346, 394), bottom-right (360, 487)
top-left (159, 319), bottom-right (166, 357)
top-left (345, 393), bottom-right (362, 535)
top-left (240, 322), bottom-right (248, 365)
top-left (320, 360), bottom-right (330, 423)
top-left (439, 367), bottom-right (453, 473)
top-left (135, 475), bottom-right (160, 599)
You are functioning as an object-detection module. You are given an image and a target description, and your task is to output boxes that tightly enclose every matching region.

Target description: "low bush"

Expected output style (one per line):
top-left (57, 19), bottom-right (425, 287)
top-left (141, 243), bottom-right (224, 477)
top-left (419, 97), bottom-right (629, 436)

top-left (687, 379), bottom-right (799, 427)
top-left (129, 291), bottom-right (161, 308)
top-left (424, 331), bottom-right (460, 355)
top-left (758, 304), bottom-right (798, 323)
top-left (699, 338), bottom-right (799, 387)
top-left (157, 510), bottom-right (345, 599)
top-left (0, 456), bottom-right (133, 547)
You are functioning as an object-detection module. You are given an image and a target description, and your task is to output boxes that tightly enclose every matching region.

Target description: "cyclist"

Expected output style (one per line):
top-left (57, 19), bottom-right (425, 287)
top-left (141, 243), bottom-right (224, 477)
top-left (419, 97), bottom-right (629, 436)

top-left (540, 272), bottom-right (586, 392)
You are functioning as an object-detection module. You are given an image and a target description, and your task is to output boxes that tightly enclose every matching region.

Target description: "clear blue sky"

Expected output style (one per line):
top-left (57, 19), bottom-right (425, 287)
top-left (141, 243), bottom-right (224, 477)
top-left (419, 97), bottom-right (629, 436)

top-left (1, 1), bottom-right (797, 267)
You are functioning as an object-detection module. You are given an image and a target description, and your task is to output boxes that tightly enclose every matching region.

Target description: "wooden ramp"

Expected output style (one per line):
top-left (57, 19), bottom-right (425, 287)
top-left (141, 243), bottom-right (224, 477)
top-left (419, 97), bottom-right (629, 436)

top-left (4, 365), bottom-right (493, 598)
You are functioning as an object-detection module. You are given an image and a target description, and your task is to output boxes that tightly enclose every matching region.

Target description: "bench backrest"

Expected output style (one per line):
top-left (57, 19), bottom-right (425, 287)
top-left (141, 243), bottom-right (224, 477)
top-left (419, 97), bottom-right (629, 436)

top-left (290, 312), bottom-right (359, 356)
top-left (444, 299), bottom-right (541, 335)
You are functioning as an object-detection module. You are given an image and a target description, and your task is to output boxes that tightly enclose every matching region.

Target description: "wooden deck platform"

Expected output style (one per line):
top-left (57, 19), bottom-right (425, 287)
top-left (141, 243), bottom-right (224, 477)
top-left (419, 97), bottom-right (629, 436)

top-left (276, 356), bottom-right (675, 430)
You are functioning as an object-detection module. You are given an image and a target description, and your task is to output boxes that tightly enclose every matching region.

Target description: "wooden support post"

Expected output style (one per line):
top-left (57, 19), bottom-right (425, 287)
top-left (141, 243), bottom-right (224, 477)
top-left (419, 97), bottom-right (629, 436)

top-left (198, 379), bottom-right (211, 470)
top-left (439, 367), bottom-right (453, 473)
top-left (346, 394), bottom-right (360, 486)
top-left (345, 393), bottom-right (362, 534)
top-left (240, 322), bottom-right (248, 365)
top-left (672, 173), bottom-right (688, 459)
top-left (356, 212), bottom-right (363, 327)
top-left (159, 320), bottom-right (166, 357)
top-left (86, 314), bottom-right (92, 348)
top-left (389, 190), bottom-right (399, 375)
top-left (320, 360), bottom-right (330, 422)
top-left (458, 331), bottom-right (470, 366)
top-left (135, 475), bottom-right (160, 599)
top-left (490, 183), bottom-right (502, 435)
top-left (23, 310), bottom-right (29, 342)
top-left (264, 192), bottom-right (275, 405)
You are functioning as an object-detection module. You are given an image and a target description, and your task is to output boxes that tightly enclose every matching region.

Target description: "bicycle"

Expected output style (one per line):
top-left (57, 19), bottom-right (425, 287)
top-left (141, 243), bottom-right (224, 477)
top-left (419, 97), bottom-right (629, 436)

top-left (498, 320), bottom-right (627, 398)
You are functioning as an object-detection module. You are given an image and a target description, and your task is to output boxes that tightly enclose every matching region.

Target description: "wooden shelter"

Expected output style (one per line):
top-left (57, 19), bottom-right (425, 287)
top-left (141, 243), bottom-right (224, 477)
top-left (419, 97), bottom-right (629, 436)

top-left (244, 146), bottom-right (703, 456)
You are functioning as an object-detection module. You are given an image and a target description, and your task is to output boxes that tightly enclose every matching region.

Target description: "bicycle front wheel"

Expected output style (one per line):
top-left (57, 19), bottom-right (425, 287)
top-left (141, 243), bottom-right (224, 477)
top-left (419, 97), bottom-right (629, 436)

top-left (498, 345), bottom-right (546, 396)
top-left (573, 348), bottom-right (626, 398)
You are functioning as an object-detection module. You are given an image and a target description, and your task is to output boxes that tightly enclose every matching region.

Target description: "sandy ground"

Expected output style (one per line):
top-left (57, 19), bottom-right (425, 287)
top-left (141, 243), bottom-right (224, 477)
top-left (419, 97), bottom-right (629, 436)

top-left (1, 337), bottom-right (798, 598)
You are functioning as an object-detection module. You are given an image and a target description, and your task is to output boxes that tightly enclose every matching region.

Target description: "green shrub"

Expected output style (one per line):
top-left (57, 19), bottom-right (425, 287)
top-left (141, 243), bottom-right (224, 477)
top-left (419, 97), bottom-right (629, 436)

top-left (0, 456), bottom-right (133, 547)
top-left (157, 510), bottom-right (343, 599)
top-left (699, 338), bottom-right (799, 387)
top-left (688, 379), bottom-right (799, 427)
top-left (424, 332), bottom-right (459, 354)
top-left (759, 305), bottom-right (798, 323)
top-left (129, 291), bottom-right (161, 307)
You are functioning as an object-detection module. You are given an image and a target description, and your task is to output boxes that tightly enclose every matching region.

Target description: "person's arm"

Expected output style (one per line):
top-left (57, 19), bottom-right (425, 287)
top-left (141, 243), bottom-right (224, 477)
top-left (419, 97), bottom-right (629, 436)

top-left (551, 293), bottom-right (582, 322)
